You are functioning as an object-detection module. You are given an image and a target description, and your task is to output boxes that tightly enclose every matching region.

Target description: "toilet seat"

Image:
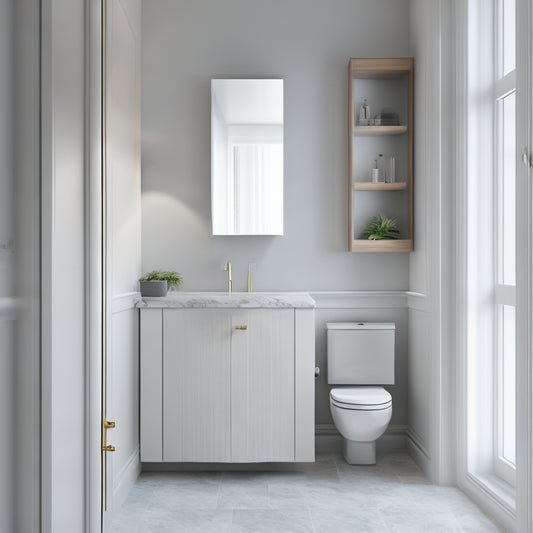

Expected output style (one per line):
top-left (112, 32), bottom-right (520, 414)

top-left (330, 387), bottom-right (392, 411)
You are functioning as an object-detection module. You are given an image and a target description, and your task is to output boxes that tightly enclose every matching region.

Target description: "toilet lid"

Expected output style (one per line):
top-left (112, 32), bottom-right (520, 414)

top-left (330, 387), bottom-right (392, 407)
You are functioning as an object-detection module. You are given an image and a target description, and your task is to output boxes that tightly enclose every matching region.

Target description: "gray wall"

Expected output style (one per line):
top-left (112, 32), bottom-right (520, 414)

top-left (141, 0), bottom-right (410, 292)
top-left (1, 1), bottom-right (41, 531)
top-left (0, 0), bottom-right (15, 524)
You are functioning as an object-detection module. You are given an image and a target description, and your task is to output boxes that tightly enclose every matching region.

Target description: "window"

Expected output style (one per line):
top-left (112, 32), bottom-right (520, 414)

top-left (493, 0), bottom-right (516, 485)
top-left (465, 0), bottom-right (517, 492)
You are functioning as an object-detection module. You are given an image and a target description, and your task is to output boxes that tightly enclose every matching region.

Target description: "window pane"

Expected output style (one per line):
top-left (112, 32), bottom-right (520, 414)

top-left (501, 305), bottom-right (516, 464)
top-left (497, 91), bottom-right (516, 285)
top-left (501, 0), bottom-right (516, 76)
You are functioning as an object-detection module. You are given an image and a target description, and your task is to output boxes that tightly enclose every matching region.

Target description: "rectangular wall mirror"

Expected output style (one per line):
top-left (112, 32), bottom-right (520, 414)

top-left (211, 79), bottom-right (284, 235)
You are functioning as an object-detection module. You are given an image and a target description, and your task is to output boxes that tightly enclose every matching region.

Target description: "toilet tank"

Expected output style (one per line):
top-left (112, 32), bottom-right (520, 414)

top-left (327, 322), bottom-right (395, 385)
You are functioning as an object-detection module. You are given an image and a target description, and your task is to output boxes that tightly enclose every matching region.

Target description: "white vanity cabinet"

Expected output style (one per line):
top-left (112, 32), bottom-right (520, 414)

top-left (139, 294), bottom-right (315, 463)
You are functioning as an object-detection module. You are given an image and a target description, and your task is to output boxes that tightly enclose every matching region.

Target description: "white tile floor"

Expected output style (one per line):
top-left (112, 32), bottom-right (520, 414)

top-left (108, 453), bottom-right (504, 533)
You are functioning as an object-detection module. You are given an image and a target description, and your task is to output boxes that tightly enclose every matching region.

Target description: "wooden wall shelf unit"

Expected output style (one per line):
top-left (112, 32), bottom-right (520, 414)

top-left (349, 57), bottom-right (414, 252)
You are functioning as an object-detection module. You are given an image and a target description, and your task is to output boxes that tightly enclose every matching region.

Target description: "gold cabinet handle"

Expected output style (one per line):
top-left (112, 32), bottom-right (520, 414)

top-left (234, 325), bottom-right (247, 330)
top-left (102, 419), bottom-right (116, 452)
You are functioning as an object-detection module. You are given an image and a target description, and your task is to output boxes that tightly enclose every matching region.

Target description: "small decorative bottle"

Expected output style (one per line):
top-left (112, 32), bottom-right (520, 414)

top-left (385, 156), bottom-right (396, 183)
top-left (358, 98), bottom-right (370, 125)
top-left (372, 154), bottom-right (383, 183)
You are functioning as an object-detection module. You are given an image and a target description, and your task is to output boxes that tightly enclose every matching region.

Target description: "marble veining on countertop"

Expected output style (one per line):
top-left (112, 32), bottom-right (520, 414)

top-left (136, 292), bottom-right (316, 309)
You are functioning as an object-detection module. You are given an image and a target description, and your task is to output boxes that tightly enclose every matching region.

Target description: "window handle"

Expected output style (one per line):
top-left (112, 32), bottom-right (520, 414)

top-left (522, 147), bottom-right (532, 168)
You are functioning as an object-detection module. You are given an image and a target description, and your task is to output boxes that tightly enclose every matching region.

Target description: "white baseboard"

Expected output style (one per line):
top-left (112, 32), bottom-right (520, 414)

top-left (112, 446), bottom-right (141, 510)
top-left (407, 428), bottom-right (431, 477)
top-left (458, 474), bottom-right (516, 532)
top-left (315, 424), bottom-right (408, 455)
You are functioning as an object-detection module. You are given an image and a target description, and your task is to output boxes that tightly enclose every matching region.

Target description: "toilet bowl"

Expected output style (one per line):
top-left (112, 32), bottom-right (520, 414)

top-left (329, 386), bottom-right (392, 465)
top-left (327, 322), bottom-right (395, 465)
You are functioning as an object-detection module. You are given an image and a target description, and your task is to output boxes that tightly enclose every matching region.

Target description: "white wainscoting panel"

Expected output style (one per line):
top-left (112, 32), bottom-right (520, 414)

top-left (112, 292), bottom-right (141, 315)
top-left (310, 291), bottom-right (431, 470)
top-left (112, 446), bottom-right (141, 508)
top-left (311, 291), bottom-right (408, 310)
top-left (408, 301), bottom-right (432, 477)
top-left (109, 302), bottom-right (141, 510)
top-left (315, 424), bottom-right (408, 455)
top-left (407, 426), bottom-right (431, 475)
top-left (313, 299), bottom-right (409, 433)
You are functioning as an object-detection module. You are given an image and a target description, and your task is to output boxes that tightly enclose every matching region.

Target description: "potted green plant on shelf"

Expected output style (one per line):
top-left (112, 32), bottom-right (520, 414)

top-left (139, 270), bottom-right (183, 297)
top-left (363, 214), bottom-right (400, 240)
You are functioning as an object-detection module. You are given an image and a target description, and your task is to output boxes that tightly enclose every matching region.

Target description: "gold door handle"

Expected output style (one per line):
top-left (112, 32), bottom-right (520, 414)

top-left (102, 419), bottom-right (116, 452)
top-left (234, 325), bottom-right (247, 330)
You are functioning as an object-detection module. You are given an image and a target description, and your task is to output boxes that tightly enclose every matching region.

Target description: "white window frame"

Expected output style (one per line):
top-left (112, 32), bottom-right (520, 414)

top-left (492, 0), bottom-right (517, 487)
top-left (457, 0), bottom-right (533, 530)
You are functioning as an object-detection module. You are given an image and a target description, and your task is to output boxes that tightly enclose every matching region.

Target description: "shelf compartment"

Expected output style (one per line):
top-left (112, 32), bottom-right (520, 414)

top-left (354, 125), bottom-right (407, 136)
top-left (350, 239), bottom-right (413, 253)
top-left (353, 182), bottom-right (407, 191)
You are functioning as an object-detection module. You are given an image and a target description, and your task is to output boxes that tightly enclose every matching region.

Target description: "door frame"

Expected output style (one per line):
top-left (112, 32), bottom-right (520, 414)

top-left (41, 0), bottom-right (103, 531)
top-left (87, 0), bottom-right (105, 531)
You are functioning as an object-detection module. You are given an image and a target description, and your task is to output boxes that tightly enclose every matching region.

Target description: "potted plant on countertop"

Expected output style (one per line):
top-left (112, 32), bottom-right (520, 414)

top-left (139, 270), bottom-right (183, 297)
top-left (363, 214), bottom-right (400, 240)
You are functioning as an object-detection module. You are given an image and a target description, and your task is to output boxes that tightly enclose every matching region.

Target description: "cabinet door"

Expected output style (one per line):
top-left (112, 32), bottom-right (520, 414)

top-left (231, 309), bottom-right (295, 462)
top-left (163, 309), bottom-right (231, 461)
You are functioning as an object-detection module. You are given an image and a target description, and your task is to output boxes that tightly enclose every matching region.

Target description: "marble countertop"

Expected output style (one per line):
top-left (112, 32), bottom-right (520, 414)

top-left (137, 292), bottom-right (316, 309)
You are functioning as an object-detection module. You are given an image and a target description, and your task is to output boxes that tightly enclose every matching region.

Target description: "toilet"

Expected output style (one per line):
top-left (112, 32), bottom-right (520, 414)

top-left (327, 322), bottom-right (395, 465)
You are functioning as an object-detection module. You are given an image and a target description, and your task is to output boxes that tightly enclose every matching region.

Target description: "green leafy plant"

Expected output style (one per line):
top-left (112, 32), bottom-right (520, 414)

top-left (363, 215), bottom-right (400, 240)
top-left (139, 270), bottom-right (183, 291)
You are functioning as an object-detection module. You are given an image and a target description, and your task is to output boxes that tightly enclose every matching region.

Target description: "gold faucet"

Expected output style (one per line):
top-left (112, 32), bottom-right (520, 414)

top-left (247, 264), bottom-right (253, 293)
top-left (226, 260), bottom-right (232, 295)
top-left (247, 262), bottom-right (256, 293)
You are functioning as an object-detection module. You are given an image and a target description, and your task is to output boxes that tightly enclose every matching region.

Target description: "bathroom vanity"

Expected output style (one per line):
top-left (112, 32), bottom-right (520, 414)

top-left (138, 293), bottom-right (315, 463)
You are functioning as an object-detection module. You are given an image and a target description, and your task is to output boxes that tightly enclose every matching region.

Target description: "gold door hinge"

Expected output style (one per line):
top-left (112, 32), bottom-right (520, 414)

top-left (102, 419), bottom-right (116, 452)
